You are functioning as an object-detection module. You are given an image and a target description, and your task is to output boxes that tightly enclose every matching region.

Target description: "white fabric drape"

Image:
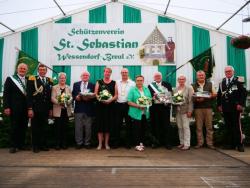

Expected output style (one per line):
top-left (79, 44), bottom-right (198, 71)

top-left (175, 20), bottom-right (193, 85)
top-left (72, 10), bottom-right (88, 23)
top-left (109, 65), bottom-right (123, 81)
top-left (141, 66), bottom-right (158, 86)
top-left (2, 33), bottom-right (21, 82)
top-left (38, 22), bottom-right (53, 77)
top-left (106, 2), bottom-right (123, 23)
top-left (70, 66), bottom-right (88, 88)
top-left (209, 31), bottom-right (227, 89)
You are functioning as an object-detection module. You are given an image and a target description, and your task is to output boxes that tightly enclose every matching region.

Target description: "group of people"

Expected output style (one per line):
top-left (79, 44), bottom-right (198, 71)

top-left (3, 63), bottom-right (246, 153)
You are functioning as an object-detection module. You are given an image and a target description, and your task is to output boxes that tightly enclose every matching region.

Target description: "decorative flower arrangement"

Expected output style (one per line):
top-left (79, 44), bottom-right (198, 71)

top-left (172, 92), bottom-right (184, 105)
top-left (57, 93), bottom-right (71, 108)
top-left (231, 35), bottom-right (250, 49)
top-left (98, 89), bottom-right (112, 101)
top-left (136, 96), bottom-right (152, 107)
top-left (155, 92), bottom-right (172, 105)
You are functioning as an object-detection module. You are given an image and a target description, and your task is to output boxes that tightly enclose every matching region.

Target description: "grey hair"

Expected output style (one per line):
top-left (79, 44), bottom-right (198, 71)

top-left (224, 65), bottom-right (234, 72)
top-left (177, 74), bottom-right (186, 79)
top-left (154, 72), bottom-right (162, 77)
top-left (81, 70), bottom-right (90, 76)
top-left (17, 63), bottom-right (28, 70)
top-left (58, 72), bottom-right (67, 78)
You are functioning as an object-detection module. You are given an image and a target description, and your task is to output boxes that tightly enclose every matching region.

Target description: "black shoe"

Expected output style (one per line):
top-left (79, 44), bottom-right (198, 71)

top-left (237, 145), bottom-right (245, 152)
top-left (85, 145), bottom-right (91, 149)
top-left (9, 148), bottom-right (16, 153)
top-left (55, 146), bottom-right (61, 150)
top-left (165, 145), bottom-right (173, 150)
top-left (61, 145), bottom-right (68, 150)
top-left (33, 148), bottom-right (40, 153)
top-left (75, 144), bottom-right (82, 149)
top-left (40, 147), bottom-right (49, 151)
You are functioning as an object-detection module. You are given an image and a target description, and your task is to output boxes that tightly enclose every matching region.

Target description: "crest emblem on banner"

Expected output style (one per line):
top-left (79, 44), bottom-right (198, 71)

top-left (139, 26), bottom-right (175, 65)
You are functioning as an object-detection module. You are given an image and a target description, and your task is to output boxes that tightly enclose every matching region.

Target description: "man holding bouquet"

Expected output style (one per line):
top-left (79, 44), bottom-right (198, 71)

top-left (148, 72), bottom-right (173, 149)
top-left (72, 71), bottom-right (95, 149)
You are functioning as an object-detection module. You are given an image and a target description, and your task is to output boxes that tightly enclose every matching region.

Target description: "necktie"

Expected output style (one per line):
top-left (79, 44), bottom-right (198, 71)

top-left (227, 78), bottom-right (230, 86)
top-left (84, 82), bottom-right (87, 89)
top-left (42, 78), bottom-right (46, 85)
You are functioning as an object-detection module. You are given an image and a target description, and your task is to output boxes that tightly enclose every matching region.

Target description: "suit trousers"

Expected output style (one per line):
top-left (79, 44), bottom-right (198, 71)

top-left (194, 108), bottom-right (213, 146)
top-left (75, 112), bottom-right (92, 146)
top-left (223, 111), bottom-right (243, 147)
top-left (10, 112), bottom-right (28, 148)
top-left (113, 102), bottom-right (132, 147)
top-left (31, 110), bottom-right (49, 149)
top-left (150, 104), bottom-right (172, 146)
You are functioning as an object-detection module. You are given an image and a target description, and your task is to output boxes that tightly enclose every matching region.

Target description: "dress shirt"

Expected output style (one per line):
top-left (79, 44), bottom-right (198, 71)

top-left (116, 79), bottom-right (135, 103)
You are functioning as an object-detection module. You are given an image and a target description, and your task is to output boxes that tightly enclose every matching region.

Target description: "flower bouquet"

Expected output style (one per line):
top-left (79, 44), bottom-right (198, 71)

top-left (172, 92), bottom-right (184, 105)
top-left (136, 96), bottom-right (152, 107)
top-left (231, 35), bottom-right (250, 49)
top-left (57, 93), bottom-right (71, 108)
top-left (98, 89), bottom-right (112, 101)
top-left (155, 92), bottom-right (172, 105)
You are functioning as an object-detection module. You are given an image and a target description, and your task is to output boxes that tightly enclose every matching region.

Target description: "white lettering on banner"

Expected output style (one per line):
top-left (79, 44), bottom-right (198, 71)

top-left (52, 24), bottom-right (176, 66)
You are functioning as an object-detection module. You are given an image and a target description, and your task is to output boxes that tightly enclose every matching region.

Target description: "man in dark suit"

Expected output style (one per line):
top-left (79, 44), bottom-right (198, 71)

top-left (27, 64), bottom-right (53, 153)
top-left (72, 71), bottom-right (95, 149)
top-left (3, 63), bottom-right (29, 153)
top-left (217, 66), bottom-right (246, 152)
top-left (148, 72), bottom-right (173, 149)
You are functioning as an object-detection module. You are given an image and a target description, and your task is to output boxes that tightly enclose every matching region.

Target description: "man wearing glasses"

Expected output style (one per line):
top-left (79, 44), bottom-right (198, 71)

top-left (217, 66), bottom-right (246, 152)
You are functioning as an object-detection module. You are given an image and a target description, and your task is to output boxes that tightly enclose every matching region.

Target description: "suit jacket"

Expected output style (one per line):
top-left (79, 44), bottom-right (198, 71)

top-left (72, 81), bottom-right (95, 116)
top-left (51, 84), bottom-right (72, 117)
top-left (27, 75), bottom-right (53, 113)
top-left (3, 75), bottom-right (28, 116)
top-left (217, 76), bottom-right (246, 112)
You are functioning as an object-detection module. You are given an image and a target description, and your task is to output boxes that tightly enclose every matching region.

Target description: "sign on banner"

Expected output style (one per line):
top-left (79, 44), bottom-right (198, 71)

top-left (52, 24), bottom-right (176, 66)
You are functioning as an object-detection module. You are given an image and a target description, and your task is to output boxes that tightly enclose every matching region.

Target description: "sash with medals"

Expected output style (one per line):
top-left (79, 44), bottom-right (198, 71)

top-left (10, 75), bottom-right (26, 95)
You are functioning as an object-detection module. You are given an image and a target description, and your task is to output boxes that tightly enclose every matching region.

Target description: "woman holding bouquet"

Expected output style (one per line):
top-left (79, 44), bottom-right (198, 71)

top-left (127, 75), bottom-right (152, 151)
top-left (173, 75), bottom-right (193, 150)
top-left (51, 72), bottom-right (72, 150)
top-left (95, 67), bottom-right (118, 150)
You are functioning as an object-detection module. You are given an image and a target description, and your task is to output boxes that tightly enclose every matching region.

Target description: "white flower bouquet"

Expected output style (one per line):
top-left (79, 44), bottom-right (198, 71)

top-left (155, 92), bottom-right (172, 105)
top-left (172, 92), bottom-right (184, 105)
top-left (98, 89), bottom-right (112, 101)
top-left (57, 93), bottom-right (71, 108)
top-left (136, 96), bottom-right (152, 107)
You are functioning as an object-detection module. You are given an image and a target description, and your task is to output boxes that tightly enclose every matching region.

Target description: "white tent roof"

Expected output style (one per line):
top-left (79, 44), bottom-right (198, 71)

top-left (0, 0), bottom-right (249, 37)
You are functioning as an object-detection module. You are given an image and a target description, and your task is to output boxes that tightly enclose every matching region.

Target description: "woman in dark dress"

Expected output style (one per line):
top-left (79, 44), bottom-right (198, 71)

top-left (95, 67), bottom-right (118, 150)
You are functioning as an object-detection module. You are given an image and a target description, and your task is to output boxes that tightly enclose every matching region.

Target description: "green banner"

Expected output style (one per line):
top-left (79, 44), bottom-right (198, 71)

top-left (16, 50), bottom-right (39, 76)
top-left (189, 48), bottom-right (215, 78)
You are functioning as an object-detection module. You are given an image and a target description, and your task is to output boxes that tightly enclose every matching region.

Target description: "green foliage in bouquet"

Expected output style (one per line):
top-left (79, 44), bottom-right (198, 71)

top-left (98, 89), bottom-right (112, 101)
top-left (136, 96), bottom-right (152, 106)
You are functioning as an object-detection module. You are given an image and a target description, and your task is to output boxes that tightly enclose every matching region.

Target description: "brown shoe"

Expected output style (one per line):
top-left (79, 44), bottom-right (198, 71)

top-left (207, 145), bottom-right (215, 150)
top-left (181, 146), bottom-right (190, 150)
top-left (194, 145), bottom-right (202, 149)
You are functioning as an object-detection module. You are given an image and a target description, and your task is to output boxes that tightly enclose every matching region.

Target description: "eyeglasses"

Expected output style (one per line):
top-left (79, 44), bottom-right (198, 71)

top-left (225, 70), bottom-right (232, 73)
top-left (121, 72), bottom-right (128, 73)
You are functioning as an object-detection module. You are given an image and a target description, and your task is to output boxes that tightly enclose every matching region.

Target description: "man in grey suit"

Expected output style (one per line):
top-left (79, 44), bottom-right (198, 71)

top-left (72, 71), bottom-right (95, 149)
